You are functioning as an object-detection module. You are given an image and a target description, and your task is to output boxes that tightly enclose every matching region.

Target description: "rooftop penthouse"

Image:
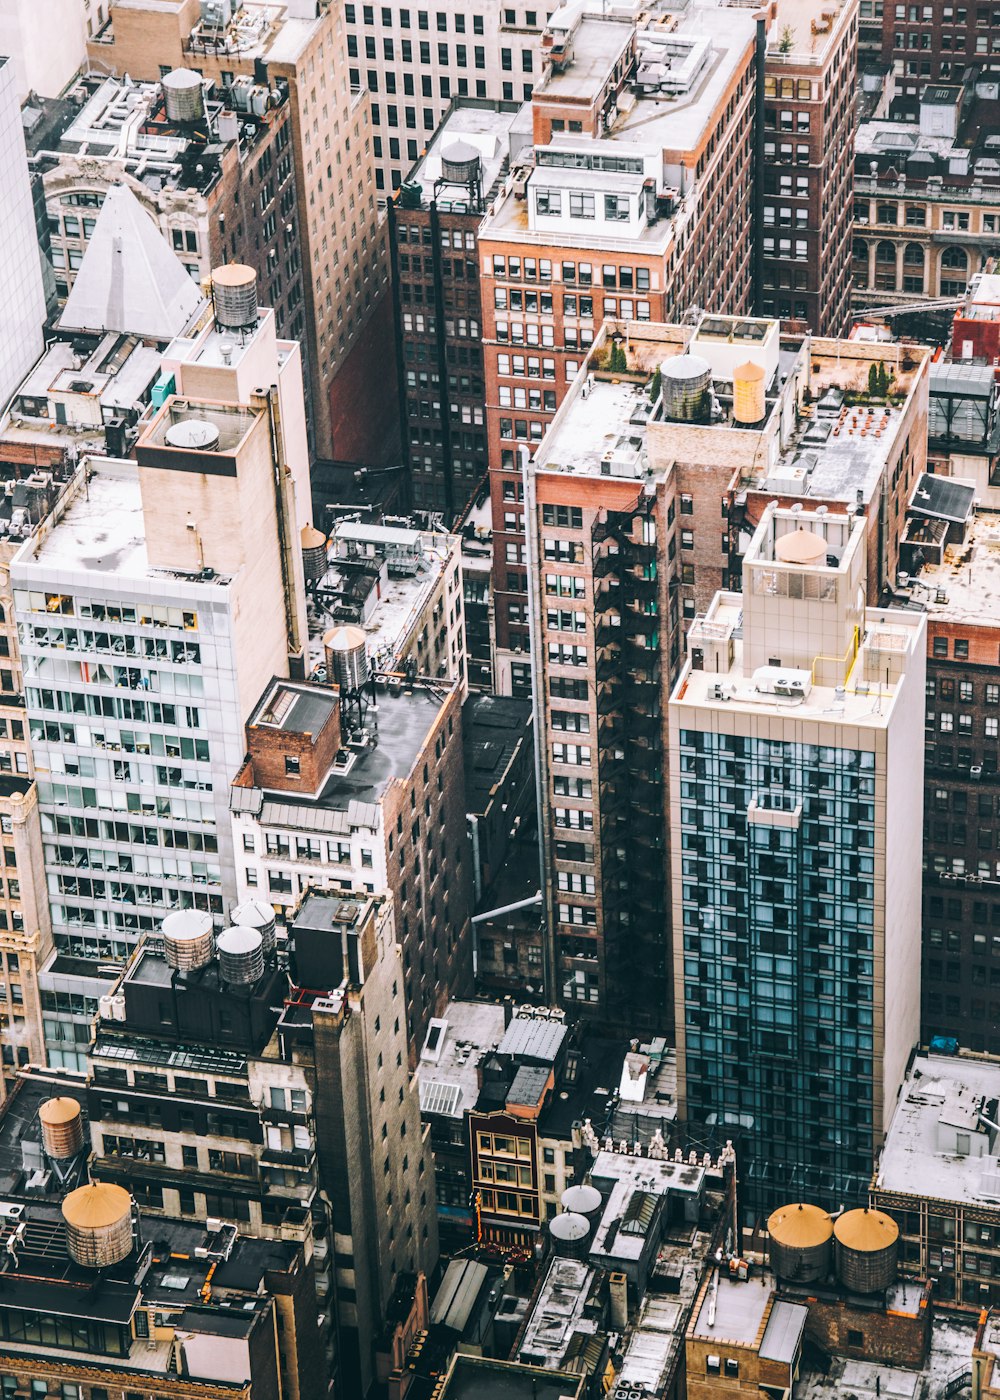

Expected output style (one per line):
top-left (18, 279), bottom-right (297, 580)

top-left (534, 316), bottom-right (929, 510)
top-left (482, 0), bottom-right (757, 253)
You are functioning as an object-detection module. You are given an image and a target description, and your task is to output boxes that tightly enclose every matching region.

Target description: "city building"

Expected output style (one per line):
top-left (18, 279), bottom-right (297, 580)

top-left (0, 780), bottom-right (52, 1091)
top-left (871, 1050), bottom-right (1000, 1309)
top-left (953, 270), bottom-right (1000, 363)
top-left (88, 0), bottom-right (390, 461)
top-left (230, 670), bottom-right (473, 1053)
top-left (760, 0), bottom-right (858, 335)
top-left (345, 0), bottom-right (542, 197)
top-left (891, 495), bottom-right (1000, 1052)
top-left (0, 56), bottom-right (47, 412)
top-left (523, 315), bottom-right (929, 1029)
top-left (853, 80), bottom-right (1000, 309)
top-left (879, 0), bottom-right (1000, 100)
top-left (462, 692), bottom-right (534, 905)
top-left (669, 502), bottom-right (926, 1211)
top-left (925, 362), bottom-right (1000, 490)
top-left (387, 99), bottom-right (525, 521)
top-left (308, 517), bottom-right (466, 687)
top-left (479, 0), bottom-right (759, 689)
top-left (436, 1354), bottom-right (585, 1400)
top-left (0, 1191), bottom-right (323, 1399)
top-left (0, 0), bottom-right (88, 100)
top-left (288, 891), bottom-right (439, 1395)
top-left (458, 488), bottom-right (494, 690)
top-left (11, 266), bottom-right (309, 1023)
top-left (26, 70), bottom-right (303, 335)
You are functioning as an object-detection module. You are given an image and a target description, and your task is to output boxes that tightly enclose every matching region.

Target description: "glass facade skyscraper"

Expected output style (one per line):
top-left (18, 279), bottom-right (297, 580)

top-left (670, 503), bottom-right (926, 1216)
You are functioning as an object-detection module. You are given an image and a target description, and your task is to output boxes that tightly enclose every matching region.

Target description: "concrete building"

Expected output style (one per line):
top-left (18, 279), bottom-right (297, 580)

top-left (0, 1195), bottom-right (322, 1400)
top-left (669, 503), bottom-right (926, 1211)
top-left (345, 0), bottom-right (542, 197)
top-left (853, 81), bottom-right (1000, 309)
top-left (480, 0), bottom-right (759, 689)
top-left (0, 0), bottom-right (88, 101)
top-left (871, 1050), bottom-right (1000, 1309)
top-left (522, 316), bottom-right (929, 1030)
top-left (26, 71), bottom-right (303, 341)
top-left (289, 890), bottom-right (439, 1395)
top-left (760, 0), bottom-right (858, 336)
top-left (87, 0), bottom-right (390, 461)
top-left (230, 672), bottom-right (473, 1055)
top-left (387, 99), bottom-right (525, 521)
top-left (889, 496), bottom-right (1000, 1052)
top-left (462, 692), bottom-right (534, 904)
top-left (11, 260), bottom-right (309, 1024)
top-left (308, 517), bottom-right (466, 688)
top-left (0, 56), bottom-right (47, 413)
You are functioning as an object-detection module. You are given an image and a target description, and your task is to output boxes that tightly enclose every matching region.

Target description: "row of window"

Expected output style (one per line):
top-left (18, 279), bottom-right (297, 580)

top-left (490, 256), bottom-right (652, 290)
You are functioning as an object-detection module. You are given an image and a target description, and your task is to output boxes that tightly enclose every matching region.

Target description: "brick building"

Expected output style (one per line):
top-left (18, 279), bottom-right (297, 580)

top-left (387, 100), bottom-right (523, 521)
top-left (230, 674), bottom-right (474, 1055)
top-left (27, 72), bottom-right (301, 342)
top-left (478, 0), bottom-right (759, 691)
top-left (892, 492), bottom-right (1000, 1051)
top-left (853, 82), bottom-right (1000, 310)
top-left (87, 0), bottom-right (389, 460)
top-left (879, 0), bottom-right (1000, 99)
top-left (760, 0), bottom-right (859, 336)
top-left (522, 315), bottom-right (929, 1029)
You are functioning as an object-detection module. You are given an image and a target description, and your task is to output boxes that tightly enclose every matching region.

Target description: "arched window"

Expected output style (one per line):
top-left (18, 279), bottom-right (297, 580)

top-left (853, 238), bottom-right (870, 288)
top-left (902, 243), bottom-right (924, 293)
top-left (875, 240), bottom-right (897, 291)
top-left (940, 245), bottom-right (968, 297)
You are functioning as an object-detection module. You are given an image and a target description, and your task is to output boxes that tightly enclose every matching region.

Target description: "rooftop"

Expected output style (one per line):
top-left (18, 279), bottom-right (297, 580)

top-left (691, 1270), bottom-right (774, 1346)
top-left (518, 1256), bottom-right (602, 1368)
top-left (874, 1052), bottom-right (1000, 1207)
top-left (15, 458), bottom-right (229, 586)
top-left (250, 679), bottom-right (340, 736)
top-left (797, 1314), bottom-right (976, 1399)
top-left (0, 1073), bottom-right (88, 1197)
top-left (418, 1000), bottom-right (508, 1121)
top-left (439, 1354), bottom-right (584, 1399)
top-left (308, 520), bottom-right (459, 677)
top-left (462, 694), bottom-right (532, 813)
top-left (407, 100), bottom-right (526, 211)
top-left (902, 510), bottom-right (1000, 626)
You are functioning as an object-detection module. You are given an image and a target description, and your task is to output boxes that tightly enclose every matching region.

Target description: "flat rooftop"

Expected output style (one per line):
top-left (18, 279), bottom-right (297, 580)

top-left (250, 679), bottom-right (340, 736)
top-left (675, 601), bottom-right (922, 732)
top-left (766, 0), bottom-right (851, 61)
top-left (691, 1271), bottom-right (774, 1346)
top-left (238, 684), bottom-right (448, 824)
top-left (874, 1053), bottom-right (1000, 1207)
top-left (441, 1355), bottom-right (584, 1399)
top-left (409, 101), bottom-right (525, 205)
top-left (518, 1256), bottom-right (601, 1367)
top-left (463, 694), bottom-right (532, 812)
top-left (418, 1000), bottom-right (507, 1121)
top-left (797, 1314), bottom-right (976, 1399)
top-left (905, 512), bottom-right (1000, 626)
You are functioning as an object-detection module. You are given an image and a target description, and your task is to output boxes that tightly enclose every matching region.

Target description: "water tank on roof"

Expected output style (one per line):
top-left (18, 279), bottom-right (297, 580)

top-left (301, 524), bottom-right (328, 587)
top-left (217, 925), bottom-right (265, 986)
top-left (324, 625), bottom-right (370, 693)
top-left (661, 354), bottom-right (713, 422)
top-left (211, 264), bottom-right (259, 331)
top-left (561, 1184), bottom-right (602, 1219)
top-left (230, 899), bottom-right (277, 958)
top-left (162, 69), bottom-right (205, 124)
top-left (549, 1211), bottom-right (590, 1259)
top-left (774, 528), bottom-right (827, 566)
top-left (768, 1202), bottom-right (833, 1284)
top-left (834, 1208), bottom-right (899, 1294)
top-left (162, 909), bottom-right (215, 971)
top-left (39, 1098), bottom-right (85, 1161)
top-left (62, 1183), bottom-right (134, 1268)
top-left (733, 359), bottom-right (766, 425)
top-left (164, 418), bottom-right (220, 451)
top-left (441, 140), bottom-right (481, 185)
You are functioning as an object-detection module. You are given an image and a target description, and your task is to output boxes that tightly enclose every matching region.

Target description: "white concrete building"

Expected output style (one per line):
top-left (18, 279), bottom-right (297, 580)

top-left (0, 55), bottom-right (47, 409)
top-left (0, 0), bottom-right (88, 101)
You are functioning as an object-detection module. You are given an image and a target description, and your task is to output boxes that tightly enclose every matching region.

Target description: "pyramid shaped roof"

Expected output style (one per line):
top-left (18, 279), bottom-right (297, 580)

top-left (59, 183), bottom-right (203, 341)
